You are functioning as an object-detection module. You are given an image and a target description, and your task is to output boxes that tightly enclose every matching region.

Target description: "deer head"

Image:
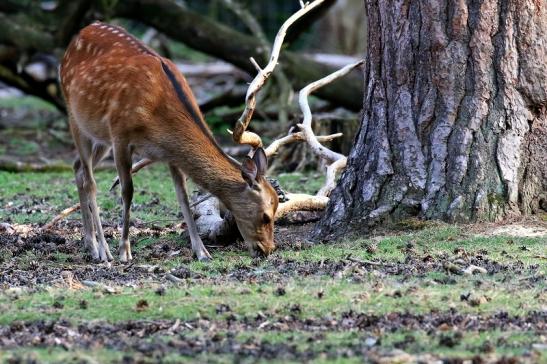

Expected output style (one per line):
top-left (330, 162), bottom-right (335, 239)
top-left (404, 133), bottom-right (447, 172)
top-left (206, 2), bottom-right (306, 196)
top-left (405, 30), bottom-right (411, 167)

top-left (228, 148), bottom-right (278, 256)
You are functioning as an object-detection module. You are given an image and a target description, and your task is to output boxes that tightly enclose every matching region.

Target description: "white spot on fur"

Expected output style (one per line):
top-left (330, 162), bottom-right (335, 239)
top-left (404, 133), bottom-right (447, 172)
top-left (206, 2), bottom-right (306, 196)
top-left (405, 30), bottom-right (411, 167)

top-left (135, 106), bottom-right (147, 116)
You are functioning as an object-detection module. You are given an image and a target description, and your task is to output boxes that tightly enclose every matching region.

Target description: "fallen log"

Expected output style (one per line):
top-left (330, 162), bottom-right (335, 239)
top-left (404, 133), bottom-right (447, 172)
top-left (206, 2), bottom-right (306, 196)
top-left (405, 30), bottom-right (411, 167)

top-left (114, 0), bottom-right (363, 111)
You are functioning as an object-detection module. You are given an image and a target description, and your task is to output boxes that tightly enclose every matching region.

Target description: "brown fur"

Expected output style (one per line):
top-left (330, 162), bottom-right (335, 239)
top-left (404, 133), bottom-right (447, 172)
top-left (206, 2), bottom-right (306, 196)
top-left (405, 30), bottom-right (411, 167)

top-left (60, 22), bottom-right (278, 261)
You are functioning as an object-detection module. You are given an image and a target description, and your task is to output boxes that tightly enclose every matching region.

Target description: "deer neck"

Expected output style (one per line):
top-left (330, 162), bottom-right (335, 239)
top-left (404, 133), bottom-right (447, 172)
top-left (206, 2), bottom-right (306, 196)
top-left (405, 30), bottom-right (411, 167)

top-left (190, 150), bottom-right (245, 205)
top-left (165, 129), bottom-right (246, 208)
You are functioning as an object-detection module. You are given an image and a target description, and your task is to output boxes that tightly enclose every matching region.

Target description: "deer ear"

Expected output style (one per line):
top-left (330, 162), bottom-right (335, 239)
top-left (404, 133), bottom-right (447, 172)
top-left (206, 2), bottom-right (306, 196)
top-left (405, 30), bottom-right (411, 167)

top-left (252, 147), bottom-right (268, 177)
top-left (241, 157), bottom-right (257, 187)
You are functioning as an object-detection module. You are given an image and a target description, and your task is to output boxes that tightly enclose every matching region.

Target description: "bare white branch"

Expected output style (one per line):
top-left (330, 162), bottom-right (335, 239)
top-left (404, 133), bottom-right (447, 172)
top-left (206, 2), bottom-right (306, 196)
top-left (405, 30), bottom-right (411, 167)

top-left (298, 60), bottom-right (364, 163)
top-left (232, 0), bottom-right (326, 147)
top-left (275, 193), bottom-right (329, 218)
top-left (264, 131), bottom-right (342, 157)
top-left (249, 57), bottom-right (262, 72)
top-left (275, 60), bottom-right (364, 214)
top-left (317, 157), bottom-right (347, 197)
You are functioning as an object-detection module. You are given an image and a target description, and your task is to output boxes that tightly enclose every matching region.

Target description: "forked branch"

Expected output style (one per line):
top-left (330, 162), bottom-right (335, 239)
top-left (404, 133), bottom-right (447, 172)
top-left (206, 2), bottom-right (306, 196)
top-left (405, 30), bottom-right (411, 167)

top-left (297, 60), bottom-right (364, 163)
top-left (274, 60), bottom-right (364, 217)
top-left (264, 129), bottom-right (342, 158)
top-left (231, 0), bottom-right (326, 148)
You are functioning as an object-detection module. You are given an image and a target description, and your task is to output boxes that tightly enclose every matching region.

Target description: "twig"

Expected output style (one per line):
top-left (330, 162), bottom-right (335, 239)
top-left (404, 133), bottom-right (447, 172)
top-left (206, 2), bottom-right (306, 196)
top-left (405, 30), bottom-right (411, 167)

top-left (346, 256), bottom-right (395, 267)
top-left (110, 158), bottom-right (154, 190)
top-left (264, 130), bottom-right (342, 157)
top-left (518, 274), bottom-right (544, 281)
top-left (42, 203), bottom-right (80, 231)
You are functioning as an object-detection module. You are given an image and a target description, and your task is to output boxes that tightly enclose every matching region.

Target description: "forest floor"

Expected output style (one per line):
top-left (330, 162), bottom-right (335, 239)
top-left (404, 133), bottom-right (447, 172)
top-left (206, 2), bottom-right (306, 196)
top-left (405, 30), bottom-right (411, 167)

top-left (0, 96), bottom-right (546, 363)
top-left (0, 165), bottom-right (545, 364)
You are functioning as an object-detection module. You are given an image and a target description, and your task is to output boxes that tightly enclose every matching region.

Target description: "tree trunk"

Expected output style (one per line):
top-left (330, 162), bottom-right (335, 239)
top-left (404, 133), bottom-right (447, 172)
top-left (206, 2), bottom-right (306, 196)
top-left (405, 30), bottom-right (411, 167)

top-left (314, 0), bottom-right (547, 240)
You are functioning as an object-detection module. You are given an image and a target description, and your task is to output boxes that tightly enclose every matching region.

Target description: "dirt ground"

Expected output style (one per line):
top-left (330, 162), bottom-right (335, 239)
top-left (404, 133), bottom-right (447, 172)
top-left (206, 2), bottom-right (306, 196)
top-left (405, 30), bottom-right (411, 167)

top-left (0, 216), bottom-right (545, 363)
top-left (0, 97), bottom-right (545, 363)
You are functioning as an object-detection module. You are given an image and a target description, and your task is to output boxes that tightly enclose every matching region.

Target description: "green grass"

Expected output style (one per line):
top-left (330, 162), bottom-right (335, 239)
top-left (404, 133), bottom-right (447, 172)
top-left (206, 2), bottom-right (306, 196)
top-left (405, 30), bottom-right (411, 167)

top-left (277, 172), bottom-right (325, 195)
top-left (0, 166), bottom-right (545, 362)
top-left (0, 164), bottom-right (180, 225)
top-left (0, 95), bottom-right (57, 112)
top-left (0, 227), bottom-right (544, 325)
top-left (0, 164), bottom-right (326, 225)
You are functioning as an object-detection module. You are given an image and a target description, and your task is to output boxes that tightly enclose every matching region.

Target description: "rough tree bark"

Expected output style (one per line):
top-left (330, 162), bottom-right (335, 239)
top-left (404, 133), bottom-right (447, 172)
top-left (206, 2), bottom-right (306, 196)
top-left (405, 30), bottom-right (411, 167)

top-left (314, 0), bottom-right (547, 240)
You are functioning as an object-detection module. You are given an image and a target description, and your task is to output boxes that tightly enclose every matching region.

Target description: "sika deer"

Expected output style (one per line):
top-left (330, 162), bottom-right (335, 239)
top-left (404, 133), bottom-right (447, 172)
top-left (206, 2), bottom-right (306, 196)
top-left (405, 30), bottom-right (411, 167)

top-left (59, 22), bottom-right (278, 262)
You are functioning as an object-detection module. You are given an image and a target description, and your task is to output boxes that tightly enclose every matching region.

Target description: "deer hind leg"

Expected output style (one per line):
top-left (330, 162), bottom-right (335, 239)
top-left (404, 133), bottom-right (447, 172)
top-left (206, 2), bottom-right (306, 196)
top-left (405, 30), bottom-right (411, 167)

top-left (169, 165), bottom-right (212, 261)
top-left (113, 142), bottom-right (134, 262)
top-left (72, 133), bottom-right (112, 262)
top-left (73, 157), bottom-right (99, 261)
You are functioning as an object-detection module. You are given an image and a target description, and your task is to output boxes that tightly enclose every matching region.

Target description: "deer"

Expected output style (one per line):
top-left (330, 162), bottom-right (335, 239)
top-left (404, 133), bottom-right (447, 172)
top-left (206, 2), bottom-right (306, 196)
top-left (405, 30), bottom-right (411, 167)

top-left (59, 21), bottom-right (278, 262)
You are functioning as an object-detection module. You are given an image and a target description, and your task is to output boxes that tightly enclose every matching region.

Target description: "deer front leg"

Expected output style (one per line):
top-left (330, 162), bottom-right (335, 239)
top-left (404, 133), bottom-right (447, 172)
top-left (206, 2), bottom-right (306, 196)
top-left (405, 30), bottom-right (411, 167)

top-left (113, 142), bottom-right (134, 262)
top-left (169, 165), bottom-right (212, 261)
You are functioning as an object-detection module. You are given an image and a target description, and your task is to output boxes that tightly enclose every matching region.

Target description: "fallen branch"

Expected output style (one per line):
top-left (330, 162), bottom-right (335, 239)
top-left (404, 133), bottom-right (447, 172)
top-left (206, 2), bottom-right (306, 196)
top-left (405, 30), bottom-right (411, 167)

top-left (275, 193), bottom-right (329, 219)
top-left (0, 157), bottom-right (72, 173)
top-left (42, 204), bottom-right (80, 231)
top-left (275, 60), bottom-right (364, 214)
top-left (114, 0), bottom-right (363, 110)
top-left (110, 158), bottom-right (154, 190)
top-left (221, 6), bottom-right (364, 221)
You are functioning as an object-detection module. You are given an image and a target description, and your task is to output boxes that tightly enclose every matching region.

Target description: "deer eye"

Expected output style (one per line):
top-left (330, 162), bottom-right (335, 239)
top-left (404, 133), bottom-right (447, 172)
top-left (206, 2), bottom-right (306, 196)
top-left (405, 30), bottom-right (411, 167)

top-left (262, 213), bottom-right (271, 224)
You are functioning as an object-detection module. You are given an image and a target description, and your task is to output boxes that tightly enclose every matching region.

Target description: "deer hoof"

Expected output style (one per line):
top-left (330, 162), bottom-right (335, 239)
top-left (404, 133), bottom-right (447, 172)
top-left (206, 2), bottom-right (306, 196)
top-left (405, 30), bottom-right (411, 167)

top-left (99, 246), bottom-right (113, 262)
top-left (118, 240), bottom-right (132, 263)
top-left (87, 240), bottom-right (100, 262)
top-left (119, 249), bottom-right (133, 263)
top-left (196, 250), bottom-right (212, 262)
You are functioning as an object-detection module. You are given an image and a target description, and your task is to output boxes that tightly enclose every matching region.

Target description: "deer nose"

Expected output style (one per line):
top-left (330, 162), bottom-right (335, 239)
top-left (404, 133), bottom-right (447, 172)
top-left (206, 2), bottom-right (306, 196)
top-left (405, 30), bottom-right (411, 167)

top-left (256, 241), bottom-right (275, 256)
